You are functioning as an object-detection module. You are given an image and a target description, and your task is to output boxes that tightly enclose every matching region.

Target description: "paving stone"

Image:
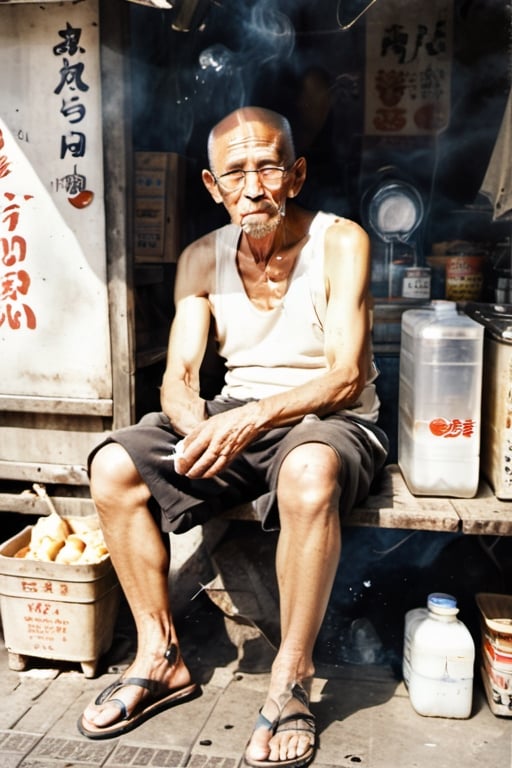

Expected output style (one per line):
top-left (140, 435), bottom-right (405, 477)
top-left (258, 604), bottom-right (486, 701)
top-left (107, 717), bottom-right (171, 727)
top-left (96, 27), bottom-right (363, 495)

top-left (0, 731), bottom-right (43, 768)
top-left (107, 743), bottom-right (187, 767)
top-left (1, 600), bottom-right (511, 768)
top-left (27, 735), bottom-right (113, 763)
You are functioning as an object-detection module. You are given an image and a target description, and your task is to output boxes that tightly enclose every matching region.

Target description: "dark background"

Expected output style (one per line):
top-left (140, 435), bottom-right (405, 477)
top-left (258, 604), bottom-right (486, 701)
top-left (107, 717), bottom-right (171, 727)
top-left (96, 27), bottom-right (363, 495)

top-left (126, 0), bottom-right (512, 670)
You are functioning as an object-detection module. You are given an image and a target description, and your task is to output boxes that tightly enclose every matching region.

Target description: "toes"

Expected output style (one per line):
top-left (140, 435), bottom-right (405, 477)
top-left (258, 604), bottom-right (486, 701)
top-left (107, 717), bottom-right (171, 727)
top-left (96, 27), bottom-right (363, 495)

top-left (246, 726), bottom-right (273, 761)
top-left (269, 732), bottom-right (313, 762)
top-left (82, 701), bottom-right (124, 728)
top-left (297, 733), bottom-right (314, 756)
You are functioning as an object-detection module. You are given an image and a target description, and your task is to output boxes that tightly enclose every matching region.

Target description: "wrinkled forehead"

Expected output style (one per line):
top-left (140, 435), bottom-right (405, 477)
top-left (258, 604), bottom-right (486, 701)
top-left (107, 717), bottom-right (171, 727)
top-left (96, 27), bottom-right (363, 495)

top-left (214, 122), bottom-right (281, 157)
top-left (209, 112), bottom-right (292, 168)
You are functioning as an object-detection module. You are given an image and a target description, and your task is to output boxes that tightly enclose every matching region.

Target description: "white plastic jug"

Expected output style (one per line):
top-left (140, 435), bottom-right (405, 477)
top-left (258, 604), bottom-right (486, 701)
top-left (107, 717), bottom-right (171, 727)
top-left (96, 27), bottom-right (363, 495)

top-left (403, 592), bottom-right (475, 718)
top-left (398, 300), bottom-right (484, 497)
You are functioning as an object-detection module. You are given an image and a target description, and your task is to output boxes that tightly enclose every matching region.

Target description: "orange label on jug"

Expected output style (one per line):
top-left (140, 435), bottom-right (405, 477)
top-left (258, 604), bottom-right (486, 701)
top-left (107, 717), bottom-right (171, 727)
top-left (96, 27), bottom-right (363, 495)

top-left (429, 418), bottom-right (476, 438)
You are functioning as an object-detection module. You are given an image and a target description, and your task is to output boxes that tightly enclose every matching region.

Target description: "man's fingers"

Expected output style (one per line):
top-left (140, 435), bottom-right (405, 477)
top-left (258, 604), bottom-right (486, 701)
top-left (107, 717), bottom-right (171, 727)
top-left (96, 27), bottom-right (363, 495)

top-left (181, 448), bottom-right (229, 479)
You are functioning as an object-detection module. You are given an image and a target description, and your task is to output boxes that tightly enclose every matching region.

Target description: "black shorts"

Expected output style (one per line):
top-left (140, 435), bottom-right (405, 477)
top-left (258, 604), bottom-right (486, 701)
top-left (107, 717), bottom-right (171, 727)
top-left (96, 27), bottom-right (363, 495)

top-left (88, 396), bottom-right (389, 534)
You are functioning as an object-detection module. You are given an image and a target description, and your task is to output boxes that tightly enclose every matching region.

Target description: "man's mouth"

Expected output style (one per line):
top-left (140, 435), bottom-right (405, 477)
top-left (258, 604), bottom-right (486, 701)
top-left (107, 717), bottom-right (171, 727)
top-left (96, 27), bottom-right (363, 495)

top-left (241, 211), bottom-right (267, 220)
top-left (241, 205), bottom-right (277, 220)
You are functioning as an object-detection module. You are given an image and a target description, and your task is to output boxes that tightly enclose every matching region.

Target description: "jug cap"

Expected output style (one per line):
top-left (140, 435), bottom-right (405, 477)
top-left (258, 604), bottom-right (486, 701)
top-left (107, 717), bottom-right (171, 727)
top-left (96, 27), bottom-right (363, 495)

top-left (427, 592), bottom-right (459, 615)
top-left (431, 300), bottom-right (457, 314)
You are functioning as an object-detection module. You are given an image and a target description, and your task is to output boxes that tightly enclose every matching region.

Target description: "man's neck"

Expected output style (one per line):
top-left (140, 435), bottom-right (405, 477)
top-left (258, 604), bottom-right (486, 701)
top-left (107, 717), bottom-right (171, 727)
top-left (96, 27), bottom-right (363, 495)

top-left (241, 205), bottom-right (309, 265)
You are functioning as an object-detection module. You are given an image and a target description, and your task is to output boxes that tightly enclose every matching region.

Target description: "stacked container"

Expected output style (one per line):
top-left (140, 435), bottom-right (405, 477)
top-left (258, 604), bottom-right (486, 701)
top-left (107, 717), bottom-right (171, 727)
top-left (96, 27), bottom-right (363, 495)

top-left (403, 592), bottom-right (475, 718)
top-left (398, 301), bottom-right (484, 497)
top-left (465, 303), bottom-right (512, 499)
top-left (476, 593), bottom-right (512, 716)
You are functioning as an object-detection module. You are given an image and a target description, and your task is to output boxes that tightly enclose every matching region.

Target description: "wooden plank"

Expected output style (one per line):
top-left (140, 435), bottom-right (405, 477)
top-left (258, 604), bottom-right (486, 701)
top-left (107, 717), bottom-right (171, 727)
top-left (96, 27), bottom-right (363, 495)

top-left (221, 501), bottom-right (260, 522)
top-left (345, 465), bottom-right (461, 531)
top-left (0, 460), bottom-right (89, 486)
top-left (0, 395), bottom-right (113, 416)
top-left (3, 463), bottom-right (510, 534)
top-left (222, 465), bottom-right (461, 532)
top-left (450, 480), bottom-right (512, 535)
top-left (99, 0), bottom-right (136, 430)
top-left (0, 492), bottom-right (95, 517)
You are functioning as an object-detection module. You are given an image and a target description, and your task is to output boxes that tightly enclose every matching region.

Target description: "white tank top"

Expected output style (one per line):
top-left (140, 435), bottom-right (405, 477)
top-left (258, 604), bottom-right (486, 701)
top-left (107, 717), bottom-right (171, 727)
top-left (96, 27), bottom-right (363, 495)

top-left (210, 211), bottom-right (380, 422)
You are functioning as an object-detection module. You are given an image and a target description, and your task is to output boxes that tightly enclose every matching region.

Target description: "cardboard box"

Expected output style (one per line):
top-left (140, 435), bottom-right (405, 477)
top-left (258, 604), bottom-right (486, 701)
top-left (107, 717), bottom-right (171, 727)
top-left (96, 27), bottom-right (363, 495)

top-left (134, 151), bottom-right (183, 263)
top-left (476, 593), bottom-right (512, 715)
top-left (0, 523), bottom-right (120, 677)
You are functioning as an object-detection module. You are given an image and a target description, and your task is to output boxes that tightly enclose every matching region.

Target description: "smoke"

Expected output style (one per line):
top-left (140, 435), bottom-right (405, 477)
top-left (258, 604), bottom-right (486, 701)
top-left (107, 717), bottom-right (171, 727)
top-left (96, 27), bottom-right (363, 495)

top-left (129, 0), bottom-right (302, 154)
top-left (199, 44), bottom-right (231, 73)
top-left (242, 2), bottom-right (296, 65)
top-left (194, 1), bottom-right (296, 123)
top-left (128, 0), bottom-right (511, 239)
top-left (197, 2), bottom-right (296, 74)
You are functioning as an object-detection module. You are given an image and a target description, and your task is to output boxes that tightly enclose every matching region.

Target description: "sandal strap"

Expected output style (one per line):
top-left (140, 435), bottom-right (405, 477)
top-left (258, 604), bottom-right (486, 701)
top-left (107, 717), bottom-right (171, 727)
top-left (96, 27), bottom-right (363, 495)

top-left (273, 680), bottom-right (310, 713)
top-left (290, 682), bottom-right (309, 708)
top-left (95, 642), bottom-right (180, 706)
top-left (87, 644), bottom-right (187, 728)
top-left (275, 711), bottom-right (316, 735)
top-left (253, 680), bottom-right (314, 737)
top-left (95, 676), bottom-right (169, 707)
top-left (120, 676), bottom-right (171, 698)
top-left (253, 709), bottom-right (276, 733)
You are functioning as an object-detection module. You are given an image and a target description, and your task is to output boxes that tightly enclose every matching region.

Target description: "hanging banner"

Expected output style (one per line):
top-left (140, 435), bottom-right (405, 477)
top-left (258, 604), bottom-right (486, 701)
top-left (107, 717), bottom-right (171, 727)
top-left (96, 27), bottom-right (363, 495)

top-left (0, 0), bottom-right (112, 402)
top-left (365, 0), bottom-right (453, 135)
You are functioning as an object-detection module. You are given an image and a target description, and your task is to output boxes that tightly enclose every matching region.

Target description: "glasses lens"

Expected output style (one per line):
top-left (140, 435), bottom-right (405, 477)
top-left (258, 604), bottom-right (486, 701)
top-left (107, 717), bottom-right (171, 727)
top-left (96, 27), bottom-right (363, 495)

top-left (217, 167), bottom-right (286, 192)
top-left (218, 171), bottom-right (245, 191)
top-left (259, 167), bottom-right (284, 184)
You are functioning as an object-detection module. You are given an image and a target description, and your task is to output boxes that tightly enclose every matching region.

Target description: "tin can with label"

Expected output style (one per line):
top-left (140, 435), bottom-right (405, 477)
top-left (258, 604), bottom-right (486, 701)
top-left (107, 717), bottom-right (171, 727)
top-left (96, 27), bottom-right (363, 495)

top-left (402, 267), bottom-right (431, 299)
top-left (445, 255), bottom-right (484, 301)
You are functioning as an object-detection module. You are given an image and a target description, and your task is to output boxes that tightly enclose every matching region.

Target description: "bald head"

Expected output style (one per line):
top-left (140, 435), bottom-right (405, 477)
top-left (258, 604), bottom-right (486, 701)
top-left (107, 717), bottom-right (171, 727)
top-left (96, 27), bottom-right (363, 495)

top-left (207, 107), bottom-right (296, 170)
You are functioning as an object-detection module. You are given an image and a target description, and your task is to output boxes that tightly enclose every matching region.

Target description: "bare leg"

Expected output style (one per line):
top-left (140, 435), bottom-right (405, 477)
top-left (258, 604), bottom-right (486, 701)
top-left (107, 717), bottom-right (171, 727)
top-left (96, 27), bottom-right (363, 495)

top-left (81, 443), bottom-right (194, 731)
top-left (245, 443), bottom-right (342, 765)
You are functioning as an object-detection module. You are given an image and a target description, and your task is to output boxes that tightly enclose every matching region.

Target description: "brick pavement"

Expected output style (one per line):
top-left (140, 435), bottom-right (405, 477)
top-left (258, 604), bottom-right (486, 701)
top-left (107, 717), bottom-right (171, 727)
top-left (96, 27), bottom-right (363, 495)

top-left (0, 591), bottom-right (510, 768)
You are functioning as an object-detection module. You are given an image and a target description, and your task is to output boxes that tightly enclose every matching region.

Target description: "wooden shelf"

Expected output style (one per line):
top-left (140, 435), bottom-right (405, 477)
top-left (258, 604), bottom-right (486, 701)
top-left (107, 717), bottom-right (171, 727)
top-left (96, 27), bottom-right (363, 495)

top-left (222, 464), bottom-right (512, 535)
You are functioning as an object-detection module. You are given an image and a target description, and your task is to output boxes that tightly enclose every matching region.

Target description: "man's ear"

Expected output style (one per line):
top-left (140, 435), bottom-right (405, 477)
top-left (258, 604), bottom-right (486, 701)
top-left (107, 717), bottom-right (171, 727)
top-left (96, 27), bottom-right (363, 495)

top-left (288, 157), bottom-right (307, 198)
top-left (202, 169), bottom-right (223, 204)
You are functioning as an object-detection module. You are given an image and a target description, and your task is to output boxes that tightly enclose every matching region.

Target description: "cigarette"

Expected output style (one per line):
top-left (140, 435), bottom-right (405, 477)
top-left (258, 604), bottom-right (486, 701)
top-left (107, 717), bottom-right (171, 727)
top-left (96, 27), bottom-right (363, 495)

top-left (163, 440), bottom-right (185, 462)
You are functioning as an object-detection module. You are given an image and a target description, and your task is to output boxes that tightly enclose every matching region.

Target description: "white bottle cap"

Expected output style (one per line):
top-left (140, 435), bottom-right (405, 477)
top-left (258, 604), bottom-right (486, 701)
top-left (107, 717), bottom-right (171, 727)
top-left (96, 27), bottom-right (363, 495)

top-left (431, 300), bottom-right (457, 314)
top-left (427, 592), bottom-right (459, 615)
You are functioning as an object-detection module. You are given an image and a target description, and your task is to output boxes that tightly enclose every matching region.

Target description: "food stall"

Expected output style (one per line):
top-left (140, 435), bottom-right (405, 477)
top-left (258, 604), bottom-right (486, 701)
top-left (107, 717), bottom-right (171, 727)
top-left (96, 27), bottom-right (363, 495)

top-left (1, 0), bottom-right (510, 516)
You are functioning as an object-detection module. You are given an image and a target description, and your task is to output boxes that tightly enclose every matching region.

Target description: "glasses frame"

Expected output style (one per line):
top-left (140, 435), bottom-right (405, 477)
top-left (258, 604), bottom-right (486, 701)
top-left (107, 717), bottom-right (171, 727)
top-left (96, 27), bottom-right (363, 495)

top-left (212, 165), bottom-right (293, 193)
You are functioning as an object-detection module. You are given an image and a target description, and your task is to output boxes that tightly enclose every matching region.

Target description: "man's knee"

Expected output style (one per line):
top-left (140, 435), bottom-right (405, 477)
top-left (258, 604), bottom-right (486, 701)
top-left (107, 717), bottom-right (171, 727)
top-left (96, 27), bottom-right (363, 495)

top-left (89, 442), bottom-right (142, 504)
top-left (277, 443), bottom-right (341, 514)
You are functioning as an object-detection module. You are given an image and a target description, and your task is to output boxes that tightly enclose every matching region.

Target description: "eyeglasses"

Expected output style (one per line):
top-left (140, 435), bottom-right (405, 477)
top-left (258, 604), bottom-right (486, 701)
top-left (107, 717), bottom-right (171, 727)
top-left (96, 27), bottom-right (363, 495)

top-left (213, 166), bottom-right (291, 193)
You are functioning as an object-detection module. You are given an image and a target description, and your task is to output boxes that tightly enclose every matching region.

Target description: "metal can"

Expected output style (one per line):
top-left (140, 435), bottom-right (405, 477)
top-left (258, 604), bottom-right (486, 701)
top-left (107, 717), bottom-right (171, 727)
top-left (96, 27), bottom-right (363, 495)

top-left (402, 267), bottom-right (431, 299)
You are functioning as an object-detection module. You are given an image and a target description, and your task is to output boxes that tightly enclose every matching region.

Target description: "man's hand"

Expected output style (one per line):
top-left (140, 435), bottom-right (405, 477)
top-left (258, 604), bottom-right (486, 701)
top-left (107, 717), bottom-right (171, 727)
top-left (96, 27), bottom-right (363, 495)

top-left (174, 403), bottom-right (261, 478)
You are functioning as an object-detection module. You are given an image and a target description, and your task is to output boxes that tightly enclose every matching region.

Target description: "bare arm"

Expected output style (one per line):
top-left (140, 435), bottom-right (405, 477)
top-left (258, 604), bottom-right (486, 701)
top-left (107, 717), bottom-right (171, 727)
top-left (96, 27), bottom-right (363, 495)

top-left (160, 234), bottom-right (216, 435)
top-left (178, 219), bottom-right (372, 477)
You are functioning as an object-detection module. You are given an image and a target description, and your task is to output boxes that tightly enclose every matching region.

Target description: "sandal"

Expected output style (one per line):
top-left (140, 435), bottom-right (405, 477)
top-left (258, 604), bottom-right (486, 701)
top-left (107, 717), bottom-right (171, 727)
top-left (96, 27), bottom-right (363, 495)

top-left (77, 643), bottom-right (200, 740)
top-left (244, 682), bottom-right (316, 768)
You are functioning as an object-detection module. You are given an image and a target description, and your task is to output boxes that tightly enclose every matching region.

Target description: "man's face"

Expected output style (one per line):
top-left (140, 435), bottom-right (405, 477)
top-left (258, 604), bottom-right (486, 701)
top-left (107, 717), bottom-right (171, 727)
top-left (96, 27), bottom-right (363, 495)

top-left (203, 117), bottom-right (299, 239)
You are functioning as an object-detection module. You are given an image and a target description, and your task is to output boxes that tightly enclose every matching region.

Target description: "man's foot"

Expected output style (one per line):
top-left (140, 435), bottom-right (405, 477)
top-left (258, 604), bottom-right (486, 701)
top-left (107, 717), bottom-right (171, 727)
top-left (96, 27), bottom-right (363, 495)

top-left (244, 682), bottom-right (316, 768)
top-left (77, 643), bottom-right (199, 740)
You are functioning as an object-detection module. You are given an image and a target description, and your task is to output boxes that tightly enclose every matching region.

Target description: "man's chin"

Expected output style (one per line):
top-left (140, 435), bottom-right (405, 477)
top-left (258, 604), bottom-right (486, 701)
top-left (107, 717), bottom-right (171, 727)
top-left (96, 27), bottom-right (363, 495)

top-left (240, 216), bottom-right (281, 239)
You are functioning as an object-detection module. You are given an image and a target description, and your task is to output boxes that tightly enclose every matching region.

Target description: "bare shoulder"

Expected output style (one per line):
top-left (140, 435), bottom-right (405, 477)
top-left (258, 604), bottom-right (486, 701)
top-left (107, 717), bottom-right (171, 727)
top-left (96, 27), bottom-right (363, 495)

top-left (174, 230), bottom-right (217, 301)
top-left (323, 216), bottom-right (371, 299)
top-left (325, 216), bottom-right (369, 252)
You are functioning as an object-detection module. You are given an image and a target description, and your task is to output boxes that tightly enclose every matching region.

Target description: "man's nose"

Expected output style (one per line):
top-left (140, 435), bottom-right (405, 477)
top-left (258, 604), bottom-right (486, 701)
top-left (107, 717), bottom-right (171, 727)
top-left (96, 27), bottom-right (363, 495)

top-left (243, 170), bottom-right (265, 197)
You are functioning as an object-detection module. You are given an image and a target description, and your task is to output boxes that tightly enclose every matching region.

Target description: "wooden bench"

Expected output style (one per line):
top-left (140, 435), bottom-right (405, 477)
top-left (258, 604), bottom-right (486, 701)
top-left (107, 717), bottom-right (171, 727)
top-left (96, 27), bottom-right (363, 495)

top-left (5, 464), bottom-right (512, 537)
top-left (222, 463), bottom-right (512, 536)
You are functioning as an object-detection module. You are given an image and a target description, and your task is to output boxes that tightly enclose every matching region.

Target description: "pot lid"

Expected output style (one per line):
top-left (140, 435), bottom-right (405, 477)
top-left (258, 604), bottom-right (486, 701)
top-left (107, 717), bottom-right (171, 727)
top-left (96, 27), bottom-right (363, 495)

top-left (368, 180), bottom-right (424, 243)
